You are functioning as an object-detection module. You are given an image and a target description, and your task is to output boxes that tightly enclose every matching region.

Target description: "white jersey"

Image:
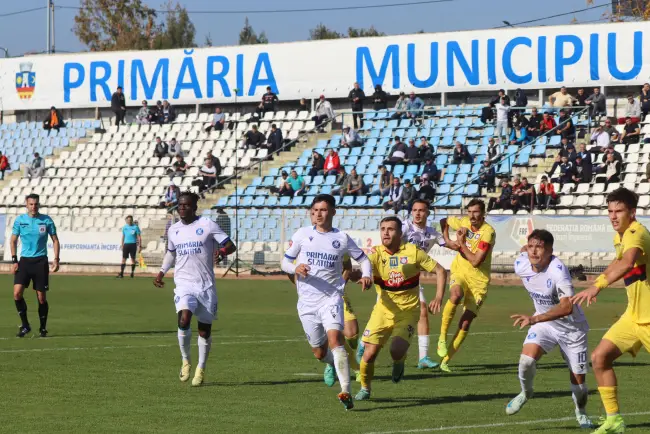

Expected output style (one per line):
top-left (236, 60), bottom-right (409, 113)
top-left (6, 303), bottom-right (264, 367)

top-left (514, 253), bottom-right (588, 334)
top-left (284, 225), bottom-right (367, 305)
top-left (167, 217), bottom-right (230, 294)
top-left (402, 220), bottom-right (445, 252)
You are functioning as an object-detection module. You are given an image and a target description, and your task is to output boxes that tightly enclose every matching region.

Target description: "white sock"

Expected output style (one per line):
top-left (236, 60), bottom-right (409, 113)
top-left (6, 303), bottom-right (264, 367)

top-left (518, 354), bottom-right (536, 398)
top-left (320, 348), bottom-right (335, 366)
top-left (197, 335), bottom-right (212, 369)
top-left (178, 328), bottom-right (191, 362)
top-left (331, 346), bottom-right (351, 394)
top-left (571, 383), bottom-right (588, 412)
top-left (418, 335), bottom-right (429, 360)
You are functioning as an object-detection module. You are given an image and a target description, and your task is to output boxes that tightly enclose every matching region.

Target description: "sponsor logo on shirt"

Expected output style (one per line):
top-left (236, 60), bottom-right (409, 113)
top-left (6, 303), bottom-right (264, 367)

top-left (387, 271), bottom-right (405, 286)
top-left (305, 251), bottom-right (339, 268)
top-left (389, 257), bottom-right (398, 268)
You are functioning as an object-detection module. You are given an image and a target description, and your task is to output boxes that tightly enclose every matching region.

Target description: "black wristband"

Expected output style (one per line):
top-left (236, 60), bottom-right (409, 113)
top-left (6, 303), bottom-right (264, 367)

top-left (12, 255), bottom-right (18, 263)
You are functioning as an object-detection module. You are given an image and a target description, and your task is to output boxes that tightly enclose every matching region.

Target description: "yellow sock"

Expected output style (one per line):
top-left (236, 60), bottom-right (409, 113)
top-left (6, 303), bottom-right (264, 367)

top-left (440, 300), bottom-right (458, 340)
top-left (345, 334), bottom-right (359, 350)
top-left (598, 386), bottom-right (619, 416)
top-left (360, 360), bottom-right (374, 390)
top-left (344, 337), bottom-right (360, 371)
top-left (444, 329), bottom-right (468, 363)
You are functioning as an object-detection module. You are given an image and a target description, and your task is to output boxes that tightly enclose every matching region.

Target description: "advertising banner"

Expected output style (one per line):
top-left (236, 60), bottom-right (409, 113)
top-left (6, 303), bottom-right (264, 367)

top-left (0, 214), bottom-right (5, 247)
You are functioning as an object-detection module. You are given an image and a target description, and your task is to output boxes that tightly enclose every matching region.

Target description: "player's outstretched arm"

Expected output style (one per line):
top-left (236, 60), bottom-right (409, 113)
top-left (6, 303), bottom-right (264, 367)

top-left (215, 239), bottom-right (236, 264)
top-left (440, 219), bottom-right (460, 251)
top-left (356, 255), bottom-right (373, 291)
top-left (428, 262), bottom-right (448, 314)
top-left (154, 250), bottom-right (176, 287)
top-left (511, 297), bottom-right (574, 328)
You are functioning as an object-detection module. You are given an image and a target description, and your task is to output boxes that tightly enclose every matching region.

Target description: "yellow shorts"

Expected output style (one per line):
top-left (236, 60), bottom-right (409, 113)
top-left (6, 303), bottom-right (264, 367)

top-left (361, 305), bottom-right (419, 347)
top-left (342, 295), bottom-right (356, 322)
top-left (603, 315), bottom-right (650, 357)
top-left (449, 272), bottom-right (488, 315)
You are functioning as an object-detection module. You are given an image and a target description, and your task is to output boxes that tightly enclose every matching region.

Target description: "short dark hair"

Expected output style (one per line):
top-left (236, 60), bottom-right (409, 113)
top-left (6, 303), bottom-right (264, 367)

top-left (25, 193), bottom-right (39, 202)
top-left (311, 194), bottom-right (336, 209)
top-left (380, 216), bottom-right (402, 232)
top-left (411, 199), bottom-right (430, 209)
top-left (126, 215), bottom-right (133, 221)
top-left (179, 190), bottom-right (200, 206)
top-left (606, 187), bottom-right (638, 210)
top-left (466, 198), bottom-right (486, 213)
top-left (528, 229), bottom-right (554, 248)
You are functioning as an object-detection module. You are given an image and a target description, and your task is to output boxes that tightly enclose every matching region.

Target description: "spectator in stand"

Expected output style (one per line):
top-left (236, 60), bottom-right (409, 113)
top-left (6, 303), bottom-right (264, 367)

top-left (136, 101), bottom-right (150, 125)
top-left (585, 87), bottom-right (607, 121)
top-left (160, 100), bottom-right (176, 124)
top-left (206, 151), bottom-right (222, 179)
top-left (0, 151), bottom-right (9, 180)
top-left (382, 177), bottom-right (404, 212)
top-left (167, 138), bottom-right (183, 159)
top-left (420, 156), bottom-right (439, 182)
top-left (111, 86), bottom-right (126, 128)
top-left (540, 112), bottom-right (557, 135)
top-left (478, 159), bottom-right (496, 192)
top-left (391, 92), bottom-right (408, 120)
top-left (417, 137), bottom-right (435, 163)
top-left (205, 107), bottom-right (225, 132)
top-left (526, 107), bottom-right (542, 139)
top-left (487, 178), bottom-right (512, 211)
top-left (193, 158), bottom-right (218, 195)
top-left (152, 100), bottom-right (164, 123)
top-left (490, 89), bottom-right (511, 106)
top-left (348, 82), bottom-right (365, 129)
top-left (602, 119), bottom-right (618, 139)
top-left (619, 95), bottom-right (642, 124)
top-left (487, 137), bottom-right (500, 160)
top-left (481, 103), bottom-right (495, 125)
top-left (371, 165), bottom-right (392, 198)
top-left (384, 137), bottom-right (407, 165)
top-left (404, 139), bottom-right (420, 164)
top-left (619, 117), bottom-right (641, 144)
top-left (548, 86), bottom-right (576, 109)
top-left (416, 173), bottom-right (436, 202)
top-left (559, 138), bottom-right (577, 162)
top-left (286, 170), bottom-right (306, 196)
top-left (575, 88), bottom-right (588, 108)
top-left (401, 179), bottom-right (417, 212)
top-left (371, 84), bottom-right (388, 111)
top-left (590, 125), bottom-right (610, 149)
top-left (298, 98), bottom-right (308, 113)
top-left (339, 168), bottom-right (365, 198)
top-left (556, 109), bottom-right (576, 141)
top-left (640, 83), bottom-right (650, 120)
top-left (515, 177), bottom-right (535, 211)
top-left (514, 88), bottom-right (528, 112)
top-left (331, 168), bottom-right (348, 196)
top-left (509, 124), bottom-right (529, 146)
top-left (452, 141), bottom-right (473, 164)
top-left (308, 151), bottom-right (324, 177)
top-left (572, 155), bottom-right (592, 185)
top-left (323, 149), bottom-right (341, 175)
top-left (243, 125), bottom-right (266, 150)
top-left (270, 170), bottom-right (291, 196)
top-left (599, 152), bottom-right (621, 188)
top-left (599, 143), bottom-right (623, 166)
top-left (256, 86), bottom-right (278, 117)
top-left (312, 95), bottom-right (335, 133)
top-left (536, 176), bottom-right (557, 209)
top-left (511, 175), bottom-right (523, 194)
top-left (494, 97), bottom-right (510, 144)
top-left (168, 154), bottom-right (188, 178)
top-left (267, 124), bottom-right (283, 153)
top-left (160, 181), bottom-right (181, 208)
top-left (153, 137), bottom-right (168, 158)
top-left (551, 156), bottom-right (574, 189)
top-left (406, 92), bottom-right (425, 126)
top-left (42, 106), bottom-right (65, 131)
top-left (577, 143), bottom-right (592, 165)
top-left (341, 125), bottom-right (362, 148)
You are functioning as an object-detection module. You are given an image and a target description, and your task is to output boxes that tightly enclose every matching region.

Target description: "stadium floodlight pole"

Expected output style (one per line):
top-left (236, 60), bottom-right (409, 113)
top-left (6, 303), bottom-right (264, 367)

top-left (233, 88), bottom-right (240, 276)
top-left (0, 47), bottom-right (9, 58)
top-left (51, 0), bottom-right (55, 54)
top-left (46, 0), bottom-right (51, 54)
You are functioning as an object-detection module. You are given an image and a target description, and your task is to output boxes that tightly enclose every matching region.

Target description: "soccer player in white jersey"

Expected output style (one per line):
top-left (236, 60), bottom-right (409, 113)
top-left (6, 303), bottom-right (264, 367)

top-left (507, 229), bottom-right (593, 429)
top-left (154, 192), bottom-right (236, 387)
top-left (282, 194), bottom-right (372, 410)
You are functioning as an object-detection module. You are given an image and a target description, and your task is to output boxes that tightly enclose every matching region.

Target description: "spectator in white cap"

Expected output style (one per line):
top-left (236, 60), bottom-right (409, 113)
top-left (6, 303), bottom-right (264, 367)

top-left (341, 125), bottom-right (362, 148)
top-left (312, 95), bottom-right (335, 133)
top-left (160, 181), bottom-right (181, 209)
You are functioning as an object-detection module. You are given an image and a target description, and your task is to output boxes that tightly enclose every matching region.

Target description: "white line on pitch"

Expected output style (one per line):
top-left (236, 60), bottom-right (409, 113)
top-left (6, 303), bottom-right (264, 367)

top-left (293, 373), bottom-right (320, 376)
top-left (364, 411), bottom-right (650, 434)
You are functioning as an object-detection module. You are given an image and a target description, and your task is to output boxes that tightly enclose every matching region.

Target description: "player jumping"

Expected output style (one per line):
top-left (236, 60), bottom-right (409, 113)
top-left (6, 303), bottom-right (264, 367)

top-left (437, 199), bottom-right (495, 372)
top-left (281, 194), bottom-right (372, 410)
top-left (154, 192), bottom-right (236, 387)
top-left (353, 216), bottom-right (447, 400)
top-left (507, 229), bottom-right (593, 429)
top-left (572, 188), bottom-right (650, 434)
top-left (10, 193), bottom-right (60, 338)
top-left (118, 215), bottom-right (142, 278)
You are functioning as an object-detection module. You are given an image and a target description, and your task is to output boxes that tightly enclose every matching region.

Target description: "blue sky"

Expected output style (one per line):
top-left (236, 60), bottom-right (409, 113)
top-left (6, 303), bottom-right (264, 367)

top-left (0, 0), bottom-right (609, 56)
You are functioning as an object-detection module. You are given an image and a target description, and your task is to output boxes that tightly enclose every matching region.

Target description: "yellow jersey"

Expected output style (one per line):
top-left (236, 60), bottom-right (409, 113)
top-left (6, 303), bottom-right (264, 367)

top-left (447, 216), bottom-right (495, 284)
top-left (614, 220), bottom-right (650, 324)
top-left (368, 242), bottom-right (438, 314)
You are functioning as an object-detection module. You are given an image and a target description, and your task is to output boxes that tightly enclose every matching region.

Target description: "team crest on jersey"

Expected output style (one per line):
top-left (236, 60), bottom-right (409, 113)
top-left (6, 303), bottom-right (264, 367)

top-left (332, 240), bottom-right (341, 249)
top-left (38, 225), bottom-right (46, 234)
top-left (309, 236), bottom-right (313, 242)
top-left (389, 257), bottom-right (398, 268)
top-left (196, 228), bottom-right (204, 235)
top-left (400, 256), bottom-right (408, 264)
top-left (363, 329), bottom-right (370, 336)
top-left (527, 332), bottom-right (537, 339)
top-left (547, 279), bottom-right (552, 288)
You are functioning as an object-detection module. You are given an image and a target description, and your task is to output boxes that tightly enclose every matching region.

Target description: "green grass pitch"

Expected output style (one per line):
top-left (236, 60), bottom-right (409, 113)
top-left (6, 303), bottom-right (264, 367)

top-left (1, 275), bottom-right (649, 433)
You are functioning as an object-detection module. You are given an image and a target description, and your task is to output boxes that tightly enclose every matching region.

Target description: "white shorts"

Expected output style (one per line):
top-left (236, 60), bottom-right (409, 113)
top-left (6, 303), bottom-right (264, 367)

top-left (174, 288), bottom-right (218, 325)
top-left (523, 322), bottom-right (589, 375)
top-left (495, 121), bottom-right (508, 138)
top-left (419, 285), bottom-right (426, 303)
top-left (298, 296), bottom-right (344, 348)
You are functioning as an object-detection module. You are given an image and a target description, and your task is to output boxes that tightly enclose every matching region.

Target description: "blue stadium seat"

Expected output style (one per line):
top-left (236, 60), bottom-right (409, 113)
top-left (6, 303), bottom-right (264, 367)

top-left (441, 137), bottom-right (454, 146)
top-left (251, 177), bottom-right (262, 187)
top-left (531, 144), bottom-right (547, 157)
top-left (548, 135), bottom-right (561, 146)
top-left (437, 119), bottom-right (448, 128)
top-left (262, 176), bottom-right (274, 187)
top-left (338, 148), bottom-right (350, 157)
top-left (430, 128), bottom-right (443, 137)
top-left (448, 195), bottom-right (462, 207)
top-left (324, 175), bottom-right (336, 185)
top-left (364, 139), bottom-right (377, 149)
top-left (291, 196), bottom-right (304, 207)
top-left (514, 153), bottom-right (530, 166)
top-left (442, 173), bottom-right (455, 184)
top-left (369, 129), bottom-right (380, 139)
top-left (350, 147), bottom-right (362, 156)
top-left (269, 168), bottom-right (280, 176)
top-left (445, 164), bottom-right (458, 175)
top-left (265, 196), bottom-right (278, 206)
top-left (454, 174), bottom-right (468, 184)
top-left (252, 196), bottom-right (265, 206)
top-left (375, 120), bottom-right (387, 129)
top-left (355, 196), bottom-right (368, 206)
top-left (434, 196), bottom-right (449, 207)
top-left (406, 165), bottom-right (419, 175)
top-left (398, 119), bottom-right (411, 129)
top-left (392, 165), bottom-right (405, 177)
top-left (380, 129), bottom-right (393, 138)
top-left (435, 154), bottom-right (448, 165)
top-left (368, 196), bottom-right (381, 207)
top-left (278, 196), bottom-right (291, 207)
top-left (297, 157), bottom-right (308, 166)
top-left (443, 127), bottom-right (455, 137)
top-left (216, 197), bottom-right (228, 207)
top-left (465, 184), bottom-right (479, 196)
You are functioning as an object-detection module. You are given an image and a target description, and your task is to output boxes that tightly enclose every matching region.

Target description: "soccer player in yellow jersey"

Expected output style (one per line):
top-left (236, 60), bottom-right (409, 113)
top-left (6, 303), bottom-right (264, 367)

top-left (437, 199), bottom-right (495, 372)
top-left (572, 188), bottom-right (650, 434)
top-left (353, 216), bottom-right (447, 401)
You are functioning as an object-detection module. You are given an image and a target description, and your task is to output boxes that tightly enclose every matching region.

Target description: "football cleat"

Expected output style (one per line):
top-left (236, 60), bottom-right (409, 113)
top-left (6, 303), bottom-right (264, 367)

top-left (505, 391), bottom-right (528, 415)
top-left (323, 364), bottom-right (337, 387)
top-left (437, 338), bottom-right (448, 358)
top-left (179, 360), bottom-right (191, 382)
top-left (337, 392), bottom-right (354, 410)
top-left (116, 273), bottom-right (124, 279)
top-left (439, 361), bottom-right (452, 373)
top-left (575, 409), bottom-right (594, 429)
top-left (391, 361), bottom-right (405, 383)
top-left (591, 415), bottom-right (625, 434)
top-left (417, 356), bottom-right (439, 369)
top-left (354, 388), bottom-right (371, 401)
top-left (39, 328), bottom-right (48, 338)
top-left (16, 326), bottom-right (31, 338)
top-left (191, 367), bottom-right (204, 387)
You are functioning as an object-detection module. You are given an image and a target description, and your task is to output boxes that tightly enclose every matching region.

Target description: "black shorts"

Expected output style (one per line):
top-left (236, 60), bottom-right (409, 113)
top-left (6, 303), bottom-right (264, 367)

top-left (123, 243), bottom-right (137, 260)
top-left (14, 256), bottom-right (49, 292)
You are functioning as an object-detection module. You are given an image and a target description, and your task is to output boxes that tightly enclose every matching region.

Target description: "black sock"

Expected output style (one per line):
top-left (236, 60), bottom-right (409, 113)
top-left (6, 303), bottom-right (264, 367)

top-left (120, 263), bottom-right (126, 275)
top-left (15, 298), bottom-right (29, 328)
top-left (38, 302), bottom-right (49, 330)
top-left (131, 263), bottom-right (136, 275)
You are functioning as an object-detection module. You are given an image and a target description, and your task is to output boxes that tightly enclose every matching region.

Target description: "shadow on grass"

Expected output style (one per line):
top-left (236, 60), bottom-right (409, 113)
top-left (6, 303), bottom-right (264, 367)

top-left (460, 361), bottom-right (650, 371)
top-left (53, 330), bottom-right (176, 338)
top-left (202, 378), bottom-right (324, 387)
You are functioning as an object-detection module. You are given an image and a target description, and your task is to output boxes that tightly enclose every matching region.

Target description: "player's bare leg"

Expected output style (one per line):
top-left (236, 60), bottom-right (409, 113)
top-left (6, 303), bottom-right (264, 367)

top-left (569, 372), bottom-right (593, 428)
top-left (36, 290), bottom-right (49, 337)
top-left (13, 284), bottom-right (31, 337)
top-left (327, 329), bottom-right (353, 410)
top-left (357, 342), bottom-right (380, 401)
top-left (417, 300), bottom-right (438, 369)
top-left (438, 285), bottom-right (463, 358)
top-left (440, 309), bottom-right (475, 372)
top-left (591, 339), bottom-right (625, 433)
top-left (389, 336), bottom-right (410, 383)
top-left (192, 321), bottom-right (212, 387)
top-left (506, 343), bottom-right (543, 415)
top-left (177, 310), bottom-right (193, 383)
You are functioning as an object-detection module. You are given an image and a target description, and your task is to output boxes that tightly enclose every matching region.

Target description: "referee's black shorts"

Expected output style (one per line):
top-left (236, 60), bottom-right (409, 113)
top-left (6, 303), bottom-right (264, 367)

top-left (14, 256), bottom-right (49, 292)
top-left (122, 243), bottom-right (137, 260)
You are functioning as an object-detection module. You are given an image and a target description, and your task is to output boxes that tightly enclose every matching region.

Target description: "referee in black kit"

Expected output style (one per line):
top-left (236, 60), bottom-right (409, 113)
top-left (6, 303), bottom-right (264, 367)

top-left (10, 194), bottom-right (60, 337)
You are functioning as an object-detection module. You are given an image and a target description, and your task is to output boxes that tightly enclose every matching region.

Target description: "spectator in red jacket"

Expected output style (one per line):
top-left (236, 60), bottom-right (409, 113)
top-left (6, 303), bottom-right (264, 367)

top-left (0, 151), bottom-right (9, 180)
top-left (323, 149), bottom-right (341, 176)
top-left (539, 112), bottom-right (557, 135)
top-left (537, 176), bottom-right (557, 209)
